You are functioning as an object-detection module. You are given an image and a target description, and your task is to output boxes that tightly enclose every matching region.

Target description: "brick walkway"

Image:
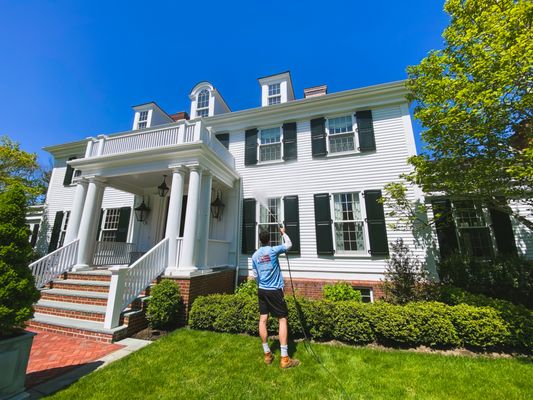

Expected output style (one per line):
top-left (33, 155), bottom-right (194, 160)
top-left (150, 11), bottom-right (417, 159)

top-left (26, 328), bottom-right (124, 388)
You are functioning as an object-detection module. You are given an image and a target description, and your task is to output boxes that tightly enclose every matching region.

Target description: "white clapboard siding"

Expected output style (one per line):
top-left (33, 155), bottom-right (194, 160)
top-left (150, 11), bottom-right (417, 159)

top-left (510, 201), bottom-right (533, 259)
top-left (229, 104), bottom-right (425, 281)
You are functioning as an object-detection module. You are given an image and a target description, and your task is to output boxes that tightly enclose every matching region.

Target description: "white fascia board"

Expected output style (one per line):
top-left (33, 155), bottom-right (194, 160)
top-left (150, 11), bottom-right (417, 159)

top-left (43, 140), bottom-right (87, 159)
top-left (206, 80), bottom-right (408, 131)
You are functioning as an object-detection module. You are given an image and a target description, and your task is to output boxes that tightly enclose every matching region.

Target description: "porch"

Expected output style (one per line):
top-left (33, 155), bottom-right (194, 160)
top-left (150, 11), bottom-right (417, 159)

top-left (29, 118), bottom-right (241, 338)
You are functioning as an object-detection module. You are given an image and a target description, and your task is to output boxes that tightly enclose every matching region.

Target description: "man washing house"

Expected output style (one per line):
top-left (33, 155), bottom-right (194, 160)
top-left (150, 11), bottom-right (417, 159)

top-left (252, 227), bottom-right (300, 369)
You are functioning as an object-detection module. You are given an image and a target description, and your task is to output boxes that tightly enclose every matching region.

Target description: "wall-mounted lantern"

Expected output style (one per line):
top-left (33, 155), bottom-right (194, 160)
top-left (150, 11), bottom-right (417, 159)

top-left (134, 199), bottom-right (150, 222)
top-left (210, 190), bottom-right (225, 220)
top-left (158, 175), bottom-right (169, 197)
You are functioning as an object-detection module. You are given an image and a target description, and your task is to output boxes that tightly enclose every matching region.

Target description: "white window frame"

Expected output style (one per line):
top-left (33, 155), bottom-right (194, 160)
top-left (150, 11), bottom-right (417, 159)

top-left (196, 89), bottom-right (210, 118)
top-left (256, 197), bottom-right (284, 247)
top-left (137, 111), bottom-right (149, 130)
top-left (451, 200), bottom-right (494, 259)
top-left (267, 83), bottom-right (281, 106)
top-left (353, 287), bottom-right (374, 303)
top-left (99, 208), bottom-right (122, 242)
top-left (258, 126), bottom-right (283, 163)
top-left (325, 114), bottom-right (358, 155)
top-left (57, 211), bottom-right (70, 248)
top-left (330, 192), bottom-right (368, 255)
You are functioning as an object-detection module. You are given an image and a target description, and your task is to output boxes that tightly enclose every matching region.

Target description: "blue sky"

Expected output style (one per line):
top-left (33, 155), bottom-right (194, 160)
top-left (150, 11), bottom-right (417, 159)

top-left (0, 0), bottom-right (449, 166)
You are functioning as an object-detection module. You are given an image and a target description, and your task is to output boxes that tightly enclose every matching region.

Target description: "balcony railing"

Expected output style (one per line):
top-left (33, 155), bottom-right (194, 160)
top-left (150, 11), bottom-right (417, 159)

top-left (85, 120), bottom-right (234, 169)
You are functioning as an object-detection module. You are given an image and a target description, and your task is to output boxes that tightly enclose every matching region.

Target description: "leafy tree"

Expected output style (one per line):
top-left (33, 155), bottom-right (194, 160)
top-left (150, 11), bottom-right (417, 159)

top-left (0, 184), bottom-right (40, 337)
top-left (405, 0), bottom-right (533, 228)
top-left (0, 136), bottom-right (45, 203)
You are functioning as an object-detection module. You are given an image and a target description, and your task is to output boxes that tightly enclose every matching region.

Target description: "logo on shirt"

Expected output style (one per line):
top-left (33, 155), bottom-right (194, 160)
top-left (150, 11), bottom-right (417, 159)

top-left (258, 254), bottom-right (271, 264)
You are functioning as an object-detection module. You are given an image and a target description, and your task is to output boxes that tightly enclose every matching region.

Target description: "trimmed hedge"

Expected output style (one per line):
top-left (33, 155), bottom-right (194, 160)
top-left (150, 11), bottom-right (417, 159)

top-left (146, 279), bottom-right (181, 329)
top-left (189, 293), bottom-right (527, 352)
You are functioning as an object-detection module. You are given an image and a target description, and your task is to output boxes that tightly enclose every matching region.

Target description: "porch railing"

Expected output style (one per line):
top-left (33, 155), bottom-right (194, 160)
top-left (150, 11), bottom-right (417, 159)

top-left (29, 239), bottom-right (79, 289)
top-left (85, 120), bottom-right (235, 169)
top-left (104, 238), bottom-right (169, 329)
top-left (93, 241), bottom-right (136, 266)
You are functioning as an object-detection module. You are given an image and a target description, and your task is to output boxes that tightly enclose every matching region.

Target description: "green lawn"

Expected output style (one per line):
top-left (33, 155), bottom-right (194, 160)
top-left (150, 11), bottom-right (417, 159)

top-left (46, 329), bottom-right (532, 400)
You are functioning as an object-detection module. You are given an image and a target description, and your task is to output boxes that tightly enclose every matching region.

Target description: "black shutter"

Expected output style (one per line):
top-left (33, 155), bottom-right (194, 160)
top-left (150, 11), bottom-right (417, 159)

top-left (63, 157), bottom-right (77, 186)
top-left (242, 198), bottom-right (256, 253)
top-left (282, 122), bottom-right (297, 161)
top-left (364, 190), bottom-right (389, 256)
top-left (356, 111), bottom-right (376, 152)
top-left (311, 118), bottom-right (327, 157)
top-left (489, 208), bottom-right (517, 256)
top-left (115, 207), bottom-right (131, 242)
top-left (313, 193), bottom-right (334, 255)
top-left (244, 129), bottom-right (258, 165)
top-left (432, 199), bottom-right (459, 259)
top-left (179, 195), bottom-right (187, 237)
top-left (48, 211), bottom-right (64, 252)
top-left (96, 209), bottom-right (104, 241)
top-left (215, 133), bottom-right (230, 149)
top-left (30, 224), bottom-right (40, 247)
top-left (283, 195), bottom-right (300, 254)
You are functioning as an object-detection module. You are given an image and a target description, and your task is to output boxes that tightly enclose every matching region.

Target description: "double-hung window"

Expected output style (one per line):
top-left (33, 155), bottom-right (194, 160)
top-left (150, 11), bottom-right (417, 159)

top-left (268, 83), bottom-right (281, 105)
top-left (196, 89), bottom-right (210, 117)
top-left (332, 192), bottom-right (366, 253)
top-left (259, 127), bottom-right (282, 162)
top-left (452, 200), bottom-right (493, 258)
top-left (57, 211), bottom-right (70, 248)
top-left (327, 115), bottom-right (355, 153)
top-left (137, 111), bottom-right (148, 130)
top-left (258, 198), bottom-right (282, 246)
top-left (99, 208), bottom-right (121, 242)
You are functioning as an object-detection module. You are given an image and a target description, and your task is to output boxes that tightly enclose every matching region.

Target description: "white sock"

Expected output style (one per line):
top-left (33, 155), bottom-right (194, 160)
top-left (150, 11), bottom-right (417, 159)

top-left (281, 345), bottom-right (288, 357)
top-left (262, 342), bottom-right (271, 354)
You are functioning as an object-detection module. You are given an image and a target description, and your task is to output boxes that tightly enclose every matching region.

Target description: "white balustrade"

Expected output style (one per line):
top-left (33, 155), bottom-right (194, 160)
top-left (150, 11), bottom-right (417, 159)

top-left (84, 120), bottom-right (235, 169)
top-left (93, 241), bottom-right (136, 266)
top-left (207, 240), bottom-right (230, 267)
top-left (104, 238), bottom-right (169, 329)
top-left (29, 240), bottom-right (79, 288)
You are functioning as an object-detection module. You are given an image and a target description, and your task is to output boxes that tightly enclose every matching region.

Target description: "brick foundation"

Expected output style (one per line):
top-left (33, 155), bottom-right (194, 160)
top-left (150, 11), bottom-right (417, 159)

top-left (164, 268), bottom-right (236, 325)
top-left (238, 276), bottom-right (384, 301)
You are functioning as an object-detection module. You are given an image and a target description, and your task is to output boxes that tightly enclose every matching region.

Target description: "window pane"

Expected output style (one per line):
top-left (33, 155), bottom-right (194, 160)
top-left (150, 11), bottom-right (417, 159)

top-left (260, 128), bottom-right (281, 144)
top-left (258, 224), bottom-right (282, 246)
top-left (268, 83), bottom-right (281, 96)
top-left (260, 144), bottom-right (281, 161)
top-left (459, 227), bottom-right (493, 258)
top-left (259, 198), bottom-right (280, 224)
top-left (268, 96), bottom-right (281, 105)
top-left (454, 200), bottom-right (485, 227)
top-left (334, 222), bottom-right (365, 251)
top-left (197, 108), bottom-right (209, 117)
top-left (328, 116), bottom-right (352, 134)
top-left (197, 89), bottom-right (210, 109)
top-left (333, 193), bottom-right (365, 252)
top-left (139, 111), bottom-right (148, 121)
top-left (137, 122), bottom-right (147, 129)
top-left (329, 134), bottom-right (355, 153)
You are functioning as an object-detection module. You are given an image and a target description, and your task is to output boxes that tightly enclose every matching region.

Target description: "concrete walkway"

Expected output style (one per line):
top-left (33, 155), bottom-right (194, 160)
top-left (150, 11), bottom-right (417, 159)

top-left (26, 328), bottom-right (151, 399)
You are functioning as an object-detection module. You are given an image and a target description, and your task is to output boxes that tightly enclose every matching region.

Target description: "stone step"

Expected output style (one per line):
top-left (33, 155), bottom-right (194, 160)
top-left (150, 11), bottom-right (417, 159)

top-left (40, 288), bottom-right (109, 306)
top-left (28, 313), bottom-right (128, 343)
top-left (65, 270), bottom-right (112, 282)
top-left (34, 299), bottom-right (108, 322)
top-left (49, 279), bottom-right (111, 293)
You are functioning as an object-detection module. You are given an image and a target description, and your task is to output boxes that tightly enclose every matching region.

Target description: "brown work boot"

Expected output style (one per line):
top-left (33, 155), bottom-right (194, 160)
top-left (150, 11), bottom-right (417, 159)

top-left (264, 352), bottom-right (274, 365)
top-left (280, 356), bottom-right (300, 369)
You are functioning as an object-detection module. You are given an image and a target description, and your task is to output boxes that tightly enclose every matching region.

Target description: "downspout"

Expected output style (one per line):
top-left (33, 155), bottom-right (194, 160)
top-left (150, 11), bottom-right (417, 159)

top-left (234, 178), bottom-right (243, 290)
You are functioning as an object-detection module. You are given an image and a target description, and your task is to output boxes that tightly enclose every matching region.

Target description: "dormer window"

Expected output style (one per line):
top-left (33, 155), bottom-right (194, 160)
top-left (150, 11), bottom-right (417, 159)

top-left (268, 83), bottom-right (281, 105)
top-left (137, 111), bottom-right (148, 129)
top-left (196, 89), bottom-right (210, 117)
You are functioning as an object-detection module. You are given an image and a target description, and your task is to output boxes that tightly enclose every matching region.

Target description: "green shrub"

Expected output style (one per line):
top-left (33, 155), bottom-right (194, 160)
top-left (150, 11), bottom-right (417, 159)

top-left (189, 294), bottom-right (232, 330)
top-left (0, 184), bottom-right (40, 338)
top-left (450, 304), bottom-right (510, 349)
top-left (331, 302), bottom-right (375, 344)
top-left (146, 279), bottom-right (181, 329)
top-left (235, 279), bottom-right (258, 298)
top-left (438, 253), bottom-right (533, 307)
top-left (439, 286), bottom-right (533, 351)
top-left (382, 239), bottom-right (433, 304)
top-left (323, 282), bottom-right (362, 302)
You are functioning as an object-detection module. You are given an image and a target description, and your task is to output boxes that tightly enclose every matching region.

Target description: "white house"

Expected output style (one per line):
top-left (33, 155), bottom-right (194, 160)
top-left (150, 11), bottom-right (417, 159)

top-left (29, 72), bottom-right (532, 341)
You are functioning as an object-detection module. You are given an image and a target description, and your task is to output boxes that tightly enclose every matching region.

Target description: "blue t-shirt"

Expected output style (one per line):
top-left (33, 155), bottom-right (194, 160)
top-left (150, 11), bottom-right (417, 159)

top-left (252, 243), bottom-right (288, 290)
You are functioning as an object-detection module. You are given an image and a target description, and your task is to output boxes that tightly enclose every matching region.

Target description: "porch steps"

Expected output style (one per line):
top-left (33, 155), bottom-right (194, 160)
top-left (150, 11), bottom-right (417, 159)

top-left (29, 268), bottom-right (150, 342)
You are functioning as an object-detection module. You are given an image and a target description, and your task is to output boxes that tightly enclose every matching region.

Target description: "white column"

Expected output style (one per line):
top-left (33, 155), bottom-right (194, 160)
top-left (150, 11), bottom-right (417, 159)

top-left (197, 171), bottom-right (212, 269)
top-left (164, 167), bottom-right (186, 275)
top-left (74, 178), bottom-right (104, 270)
top-left (179, 165), bottom-right (202, 272)
top-left (64, 179), bottom-right (88, 244)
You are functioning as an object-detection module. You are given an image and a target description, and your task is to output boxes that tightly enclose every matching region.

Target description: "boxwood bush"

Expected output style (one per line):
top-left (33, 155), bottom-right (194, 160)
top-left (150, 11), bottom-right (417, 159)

top-left (323, 282), bottom-right (362, 302)
top-left (189, 292), bottom-right (529, 352)
top-left (146, 279), bottom-right (181, 330)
